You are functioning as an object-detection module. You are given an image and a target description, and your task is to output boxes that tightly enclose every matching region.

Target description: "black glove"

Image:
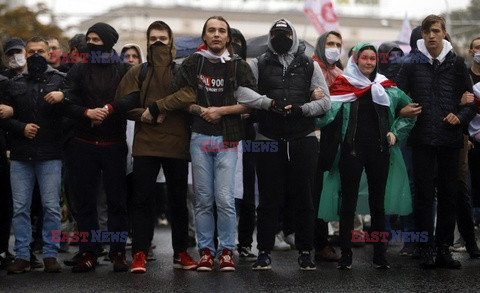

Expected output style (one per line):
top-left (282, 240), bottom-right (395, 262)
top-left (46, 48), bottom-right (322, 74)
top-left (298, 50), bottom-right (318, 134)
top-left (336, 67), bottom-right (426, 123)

top-left (269, 100), bottom-right (289, 116)
top-left (286, 105), bottom-right (303, 118)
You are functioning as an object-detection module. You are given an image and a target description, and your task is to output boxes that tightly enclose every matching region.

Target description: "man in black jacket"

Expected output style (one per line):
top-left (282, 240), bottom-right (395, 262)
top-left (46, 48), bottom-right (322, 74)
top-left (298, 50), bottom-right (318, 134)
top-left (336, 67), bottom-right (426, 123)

top-left (396, 15), bottom-right (476, 269)
top-left (1, 37), bottom-right (65, 274)
top-left (49, 22), bottom-right (131, 273)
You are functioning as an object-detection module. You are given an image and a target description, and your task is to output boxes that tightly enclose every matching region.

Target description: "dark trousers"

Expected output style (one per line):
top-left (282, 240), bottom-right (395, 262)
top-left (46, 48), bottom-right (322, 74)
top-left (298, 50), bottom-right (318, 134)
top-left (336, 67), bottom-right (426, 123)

top-left (468, 140), bottom-right (480, 207)
top-left (131, 156), bottom-right (189, 256)
top-left (339, 144), bottom-right (389, 255)
top-left (456, 136), bottom-right (476, 248)
top-left (0, 147), bottom-right (12, 253)
top-left (236, 150), bottom-right (256, 248)
top-left (256, 136), bottom-right (318, 253)
top-left (412, 145), bottom-right (459, 247)
top-left (65, 140), bottom-right (128, 255)
top-left (313, 159), bottom-right (330, 250)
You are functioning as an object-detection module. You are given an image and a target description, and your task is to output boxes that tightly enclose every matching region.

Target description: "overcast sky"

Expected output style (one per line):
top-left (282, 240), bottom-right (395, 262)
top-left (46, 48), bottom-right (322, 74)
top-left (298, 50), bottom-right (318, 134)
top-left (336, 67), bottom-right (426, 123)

top-left (26, 0), bottom-right (472, 29)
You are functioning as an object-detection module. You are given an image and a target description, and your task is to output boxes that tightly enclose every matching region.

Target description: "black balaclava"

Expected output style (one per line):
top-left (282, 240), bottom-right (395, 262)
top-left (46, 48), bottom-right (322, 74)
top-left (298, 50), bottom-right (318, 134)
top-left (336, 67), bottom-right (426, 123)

top-left (410, 26), bottom-right (422, 51)
top-left (86, 22), bottom-right (119, 52)
top-left (230, 28), bottom-right (247, 60)
top-left (27, 53), bottom-right (48, 79)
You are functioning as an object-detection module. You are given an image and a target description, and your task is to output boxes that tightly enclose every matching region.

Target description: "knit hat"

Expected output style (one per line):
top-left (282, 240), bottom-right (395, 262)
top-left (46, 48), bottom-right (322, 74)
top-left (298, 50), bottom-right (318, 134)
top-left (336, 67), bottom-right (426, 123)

top-left (86, 22), bottom-right (119, 51)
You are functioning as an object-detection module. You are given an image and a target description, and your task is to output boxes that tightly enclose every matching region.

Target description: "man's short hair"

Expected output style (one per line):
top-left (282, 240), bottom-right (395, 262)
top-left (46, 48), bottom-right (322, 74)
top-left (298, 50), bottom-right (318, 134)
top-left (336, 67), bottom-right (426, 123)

top-left (421, 15), bottom-right (446, 32)
top-left (68, 34), bottom-right (88, 54)
top-left (26, 36), bottom-right (49, 48)
top-left (146, 21), bottom-right (172, 42)
top-left (470, 37), bottom-right (480, 50)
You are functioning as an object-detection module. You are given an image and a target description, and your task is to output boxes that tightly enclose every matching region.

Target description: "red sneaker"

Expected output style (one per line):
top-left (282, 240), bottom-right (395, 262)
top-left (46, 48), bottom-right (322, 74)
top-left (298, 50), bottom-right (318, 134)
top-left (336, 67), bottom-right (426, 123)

top-left (197, 248), bottom-right (214, 272)
top-left (173, 251), bottom-right (198, 270)
top-left (219, 249), bottom-right (235, 272)
top-left (130, 251), bottom-right (146, 274)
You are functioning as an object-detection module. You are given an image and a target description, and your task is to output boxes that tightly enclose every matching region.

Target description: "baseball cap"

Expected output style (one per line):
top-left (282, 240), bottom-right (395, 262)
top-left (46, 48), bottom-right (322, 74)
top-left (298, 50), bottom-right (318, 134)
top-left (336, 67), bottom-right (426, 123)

top-left (4, 38), bottom-right (26, 55)
top-left (271, 19), bottom-right (292, 33)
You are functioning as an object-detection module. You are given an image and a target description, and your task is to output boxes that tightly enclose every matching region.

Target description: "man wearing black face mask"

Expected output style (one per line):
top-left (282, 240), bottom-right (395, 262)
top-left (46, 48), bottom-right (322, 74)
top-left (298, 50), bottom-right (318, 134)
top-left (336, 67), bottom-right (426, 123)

top-left (48, 22), bottom-right (131, 273)
top-left (1, 37), bottom-right (65, 274)
top-left (238, 18), bottom-right (331, 271)
top-left (107, 20), bottom-right (198, 274)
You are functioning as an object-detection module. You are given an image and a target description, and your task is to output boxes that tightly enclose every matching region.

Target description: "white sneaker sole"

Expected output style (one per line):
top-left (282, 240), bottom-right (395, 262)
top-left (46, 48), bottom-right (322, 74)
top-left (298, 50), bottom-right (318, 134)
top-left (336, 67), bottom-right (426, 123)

top-left (130, 267), bottom-right (146, 274)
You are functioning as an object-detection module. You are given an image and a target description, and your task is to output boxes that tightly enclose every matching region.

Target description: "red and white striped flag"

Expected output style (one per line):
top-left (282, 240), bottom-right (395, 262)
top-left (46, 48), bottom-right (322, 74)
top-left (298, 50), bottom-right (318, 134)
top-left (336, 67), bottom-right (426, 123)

top-left (303, 0), bottom-right (341, 35)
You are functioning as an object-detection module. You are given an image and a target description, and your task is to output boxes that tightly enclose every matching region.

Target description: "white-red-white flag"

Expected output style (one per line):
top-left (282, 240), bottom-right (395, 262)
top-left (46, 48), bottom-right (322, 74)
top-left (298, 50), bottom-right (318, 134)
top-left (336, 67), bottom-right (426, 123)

top-left (303, 0), bottom-right (340, 35)
top-left (398, 13), bottom-right (412, 44)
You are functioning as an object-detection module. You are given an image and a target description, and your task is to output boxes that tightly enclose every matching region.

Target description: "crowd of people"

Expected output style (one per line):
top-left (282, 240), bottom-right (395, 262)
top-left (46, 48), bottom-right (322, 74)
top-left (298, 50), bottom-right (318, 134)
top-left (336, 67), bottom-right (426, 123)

top-left (0, 13), bottom-right (479, 275)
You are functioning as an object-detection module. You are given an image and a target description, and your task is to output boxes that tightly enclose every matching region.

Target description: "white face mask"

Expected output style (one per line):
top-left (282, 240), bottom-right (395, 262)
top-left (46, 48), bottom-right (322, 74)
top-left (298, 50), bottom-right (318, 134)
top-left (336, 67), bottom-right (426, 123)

top-left (325, 47), bottom-right (341, 65)
top-left (8, 53), bottom-right (26, 69)
top-left (474, 52), bottom-right (480, 65)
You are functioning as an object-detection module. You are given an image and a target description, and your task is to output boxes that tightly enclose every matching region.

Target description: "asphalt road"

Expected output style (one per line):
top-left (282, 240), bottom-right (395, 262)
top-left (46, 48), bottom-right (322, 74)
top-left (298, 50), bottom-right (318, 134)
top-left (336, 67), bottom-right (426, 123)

top-left (1, 226), bottom-right (480, 293)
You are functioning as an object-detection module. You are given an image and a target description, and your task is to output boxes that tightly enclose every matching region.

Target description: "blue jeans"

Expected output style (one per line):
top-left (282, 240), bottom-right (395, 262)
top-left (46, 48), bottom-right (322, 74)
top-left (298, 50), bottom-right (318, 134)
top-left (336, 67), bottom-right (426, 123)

top-left (10, 160), bottom-right (61, 260)
top-left (190, 132), bottom-right (238, 257)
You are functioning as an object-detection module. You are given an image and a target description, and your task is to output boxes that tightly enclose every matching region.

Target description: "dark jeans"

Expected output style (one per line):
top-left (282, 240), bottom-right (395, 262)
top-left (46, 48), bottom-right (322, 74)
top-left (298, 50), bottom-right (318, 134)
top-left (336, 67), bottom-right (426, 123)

top-left (237, 150), bottom-right (256, 248)
top-left (412, 145), bottom-right (459, 247)
top-left (256, 136), bottom-right (318, 253)
top-left (131, 156), bottom-right (189, 256)
top-left (65, 140), bottom-right (128, 255)
top-left (339, 144), bottom-right (389, 255)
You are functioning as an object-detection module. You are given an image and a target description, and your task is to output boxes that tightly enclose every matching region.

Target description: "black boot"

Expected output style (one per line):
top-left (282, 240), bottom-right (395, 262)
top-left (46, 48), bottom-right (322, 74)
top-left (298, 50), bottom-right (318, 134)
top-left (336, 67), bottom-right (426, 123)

top-left (435, 245), bottom-right (461, 269)
top-left (419, 245), bottom-right (436, 269)
top-left (373, 244), bottom-right (390, 269)
top-left (466, 242), bottom-right (480, 259)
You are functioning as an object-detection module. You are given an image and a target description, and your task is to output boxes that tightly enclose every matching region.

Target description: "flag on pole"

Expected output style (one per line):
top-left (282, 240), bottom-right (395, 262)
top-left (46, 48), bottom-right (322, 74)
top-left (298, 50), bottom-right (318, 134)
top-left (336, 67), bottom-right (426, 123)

top-left (303, 0), bottom-right (341, 35)
top-left (398, 13), bottom-right (412, 44)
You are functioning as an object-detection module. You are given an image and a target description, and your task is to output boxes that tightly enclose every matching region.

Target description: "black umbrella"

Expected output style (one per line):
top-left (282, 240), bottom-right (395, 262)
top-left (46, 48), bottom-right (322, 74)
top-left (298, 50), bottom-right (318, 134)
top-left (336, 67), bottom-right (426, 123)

top-left (246, 34), bottom-right (315, 58)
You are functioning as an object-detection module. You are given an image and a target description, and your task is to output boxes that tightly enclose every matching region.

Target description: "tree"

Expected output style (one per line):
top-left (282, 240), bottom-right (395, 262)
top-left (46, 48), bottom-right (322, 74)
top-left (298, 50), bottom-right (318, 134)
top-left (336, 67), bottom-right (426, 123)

top-left (0, 3), bottom-right (65, 48)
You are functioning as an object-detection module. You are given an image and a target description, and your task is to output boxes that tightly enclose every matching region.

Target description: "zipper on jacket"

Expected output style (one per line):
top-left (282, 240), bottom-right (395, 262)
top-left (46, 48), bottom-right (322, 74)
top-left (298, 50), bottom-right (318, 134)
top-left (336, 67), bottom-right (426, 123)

top-left (350, 103), bottom-right (358, 156)
top-left (373, 104), bottom-right (384, 153)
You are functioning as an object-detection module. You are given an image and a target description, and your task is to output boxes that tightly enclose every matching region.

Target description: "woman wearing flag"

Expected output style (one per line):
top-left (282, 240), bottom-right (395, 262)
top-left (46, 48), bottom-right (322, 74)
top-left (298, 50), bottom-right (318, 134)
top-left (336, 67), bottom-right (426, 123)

top-left (315, 42), bottom-right (416, 270)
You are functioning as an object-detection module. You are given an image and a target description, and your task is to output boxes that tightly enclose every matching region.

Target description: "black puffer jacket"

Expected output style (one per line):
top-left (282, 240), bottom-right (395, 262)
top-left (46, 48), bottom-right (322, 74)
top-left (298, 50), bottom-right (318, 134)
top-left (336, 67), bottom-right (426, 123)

top-left (396, 49), bottom-right (475, 148)
top-left (3, 67), bottom-right (65, 161)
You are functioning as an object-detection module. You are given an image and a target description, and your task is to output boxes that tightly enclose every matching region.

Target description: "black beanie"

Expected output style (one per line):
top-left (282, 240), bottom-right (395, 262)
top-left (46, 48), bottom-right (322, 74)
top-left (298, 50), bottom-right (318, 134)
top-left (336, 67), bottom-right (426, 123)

top-left (86, 22), bottom-right (119, 50)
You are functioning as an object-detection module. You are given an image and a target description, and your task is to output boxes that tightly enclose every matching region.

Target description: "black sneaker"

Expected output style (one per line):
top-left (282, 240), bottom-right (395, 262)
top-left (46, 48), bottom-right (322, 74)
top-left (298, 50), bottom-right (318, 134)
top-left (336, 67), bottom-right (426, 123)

top-left (466, 243), bottom-right (480, 259)
top-left (399, 242), bottom-right (415, 257)
top-left (252, 251), bottom-right (272, 271)
top-left (419, 245), bottom-right (436, 269)
top-left (238, 246), bottom-right (257, 262)
top-left (0, 251), bottom-right (14, 270)
top-left (337, 252), bottom-right (352, 270)
top-left (373, 253), bottom-right (391, 269)
top-left (298, 251), bottom-right (316, 271)
top-left (436, 245), bottom-right (461, 269)
top-left (64, 251), bottom-right (83, 266)
top-left (72, 252), bottom-right (97, 273)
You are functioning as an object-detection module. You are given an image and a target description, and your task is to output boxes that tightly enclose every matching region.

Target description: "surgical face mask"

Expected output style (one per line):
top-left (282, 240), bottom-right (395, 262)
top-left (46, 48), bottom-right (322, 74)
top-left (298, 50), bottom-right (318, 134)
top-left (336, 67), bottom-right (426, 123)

top-left (474, 52), bottom-right (480, 65)
top-left (325, 47), bottom-right (341, 65)
top-left (8, 53), bottom-right (26, 69)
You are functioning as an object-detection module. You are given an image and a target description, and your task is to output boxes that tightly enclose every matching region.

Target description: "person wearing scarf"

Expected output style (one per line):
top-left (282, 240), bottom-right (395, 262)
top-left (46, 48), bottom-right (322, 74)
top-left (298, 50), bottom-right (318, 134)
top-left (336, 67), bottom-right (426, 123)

top-left (315, 42), bottom-right (416, 270)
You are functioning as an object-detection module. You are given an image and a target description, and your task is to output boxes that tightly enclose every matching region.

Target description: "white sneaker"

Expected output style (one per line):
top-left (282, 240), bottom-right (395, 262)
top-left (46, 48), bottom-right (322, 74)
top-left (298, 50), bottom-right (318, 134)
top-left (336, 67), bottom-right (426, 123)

top-left (273, 232), bottom-right (291, 251)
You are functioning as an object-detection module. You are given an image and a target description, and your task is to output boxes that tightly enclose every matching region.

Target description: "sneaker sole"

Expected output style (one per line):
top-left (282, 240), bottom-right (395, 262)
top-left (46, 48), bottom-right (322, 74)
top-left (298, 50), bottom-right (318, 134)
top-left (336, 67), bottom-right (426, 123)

top-left (7, 267), bottom-right (31, 274)
top-left (300, 266), bottom-right (317, 271)
top-left (252, 265), bottom-right (272, 271)
top-left (173, 263), bottom-right (198, 270)
top-left (196, 266), bottom-right (213, 272)
top-left (219, 266), bottom-right (236, 272)
top-left (130, 267), bottom-right (146, 273)
top-left (239, 256), bottom-right (258, 262)
top-left (336, 265), bottom-right (352, 270)
top-left (374, 264), bottom-right (391, 269)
